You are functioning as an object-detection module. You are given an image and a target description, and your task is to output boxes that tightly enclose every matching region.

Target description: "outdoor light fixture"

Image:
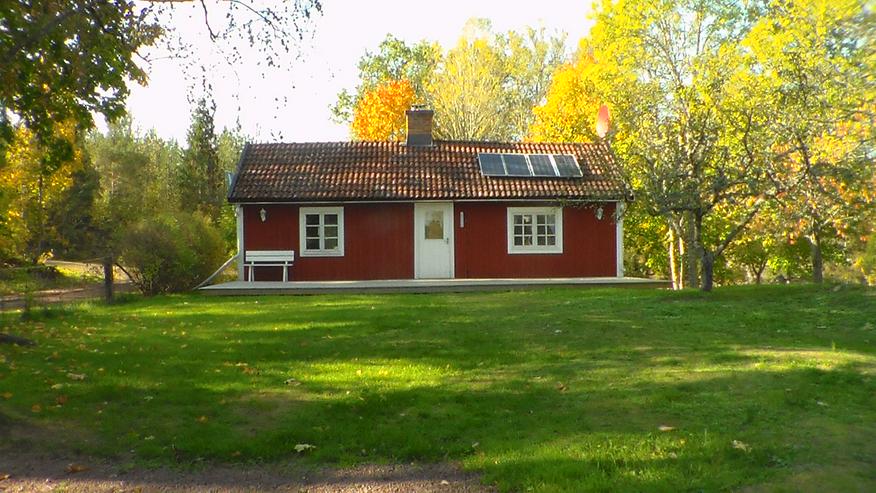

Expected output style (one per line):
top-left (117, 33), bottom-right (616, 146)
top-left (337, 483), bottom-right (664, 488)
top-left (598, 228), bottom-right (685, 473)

top-left (595, 205), bottom-right (604, 221)
top-left (259, 208), bottom-right (267, 222)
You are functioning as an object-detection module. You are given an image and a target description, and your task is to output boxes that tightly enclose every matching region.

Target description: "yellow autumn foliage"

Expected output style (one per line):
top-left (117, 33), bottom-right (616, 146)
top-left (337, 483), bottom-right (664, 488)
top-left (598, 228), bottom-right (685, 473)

top-left (0, 123), bottom-right (83, 261)
top-left (351, 79), bottom-right (415, 141)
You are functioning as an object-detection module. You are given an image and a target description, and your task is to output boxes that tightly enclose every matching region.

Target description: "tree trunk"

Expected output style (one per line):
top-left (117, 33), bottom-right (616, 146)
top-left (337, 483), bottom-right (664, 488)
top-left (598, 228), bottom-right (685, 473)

top-left (701, 252), bottom-right (715, 292)
top-left (668, 226), bottom-right (679, 290)
top-left (683, 212), bottom-right (698, 289)
top-left (103, 258), bottom-right (114, 303)
top-left (809, 234), bottom-right (823, 284)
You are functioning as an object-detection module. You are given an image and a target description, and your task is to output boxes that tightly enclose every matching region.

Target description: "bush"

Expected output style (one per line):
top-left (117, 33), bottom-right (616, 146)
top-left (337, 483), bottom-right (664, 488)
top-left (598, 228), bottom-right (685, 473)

top-left (120, 212), bottom-right (226, 295)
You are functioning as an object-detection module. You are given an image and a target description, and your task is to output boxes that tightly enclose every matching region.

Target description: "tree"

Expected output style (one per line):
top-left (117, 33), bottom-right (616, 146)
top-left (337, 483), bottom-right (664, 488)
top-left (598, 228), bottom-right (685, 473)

top-left (351, 79), bottom-right (416, 141)
top-left (331, 35), bottom-right (441, 125)
top-left (431, 20), bottom-right (566, 141)
top-left (1, 0), bottom-right (320, 166)
top-left (178, 97), bottom-right (224, 223)
top-left (574, 0), bottom-right (780, 291)
top-left (529, 42), bottom-right (601, 143)
top-left (743, 0), bottom-right (876, 283)
top-left (0, 123), bottom-right (85, 263)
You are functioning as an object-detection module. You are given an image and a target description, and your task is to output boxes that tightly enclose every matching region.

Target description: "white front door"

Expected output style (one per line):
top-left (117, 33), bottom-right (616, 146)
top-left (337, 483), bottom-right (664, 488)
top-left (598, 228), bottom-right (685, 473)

top-left (414, 202), bottom-right (454, 279)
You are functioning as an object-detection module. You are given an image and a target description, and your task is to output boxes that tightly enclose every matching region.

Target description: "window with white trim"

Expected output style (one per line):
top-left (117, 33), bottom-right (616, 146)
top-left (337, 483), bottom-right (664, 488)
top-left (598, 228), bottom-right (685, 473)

top-left (507, 207), bottom-right (563, 254)
top-left (299, 207), bottom-right (344, 257)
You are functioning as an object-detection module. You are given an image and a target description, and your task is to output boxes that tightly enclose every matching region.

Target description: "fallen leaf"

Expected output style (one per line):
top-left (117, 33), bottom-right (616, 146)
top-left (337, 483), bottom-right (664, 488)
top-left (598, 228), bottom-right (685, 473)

top-left (1, 392), bottom-right (11, 399)
top-left (65, 463), bottom-right (89, 474)
top-left (284, 378), bottom-right (300, 386)
top-left (440, 480), bottom-right (450, 485)
top-left (816, 400), bottom-right (828, 407)
top-left (56, 395), bottom-right (68, 405)
top-left (658, 425), bottom-right (675, 432)
top-left (294, 443), bottom-right (315, 453)
top-left (0, 473), bottom-right (10, 481)
top-left (731, 440), bottom-right (751, 452)
top-left (556, 383), bottom-right (568, 392)
top-left (67, 373), bottom-right (86, 381)
top-left (197, 415), bottom-right (208, 423)
top-left (31, 404), bottom-right (41, 413)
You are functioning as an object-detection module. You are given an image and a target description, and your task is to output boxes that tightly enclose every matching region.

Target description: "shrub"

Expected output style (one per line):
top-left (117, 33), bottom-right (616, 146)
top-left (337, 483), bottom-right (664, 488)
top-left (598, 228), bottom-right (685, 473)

top-left (120, 212), bottom-right (226, 295)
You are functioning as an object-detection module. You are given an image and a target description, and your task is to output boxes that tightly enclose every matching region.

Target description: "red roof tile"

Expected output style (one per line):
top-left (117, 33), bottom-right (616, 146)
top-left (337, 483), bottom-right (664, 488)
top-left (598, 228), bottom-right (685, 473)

top-left (228, 140), bottom-right (629, 202)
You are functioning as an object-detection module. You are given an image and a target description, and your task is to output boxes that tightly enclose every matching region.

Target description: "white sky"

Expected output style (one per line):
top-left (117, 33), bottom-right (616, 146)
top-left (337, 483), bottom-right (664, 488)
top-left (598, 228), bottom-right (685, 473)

top-left (124, 1), bottom-right (595, 143)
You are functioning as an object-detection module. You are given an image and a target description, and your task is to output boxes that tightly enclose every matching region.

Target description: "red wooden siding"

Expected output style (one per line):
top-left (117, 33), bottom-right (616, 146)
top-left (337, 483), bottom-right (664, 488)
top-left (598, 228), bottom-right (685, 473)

top-left (453, 202), bottom-right (617, 278)
top-left (242, 201), bottom-right (617, 281)
top-left (243, 203), bottom-right (414, 281)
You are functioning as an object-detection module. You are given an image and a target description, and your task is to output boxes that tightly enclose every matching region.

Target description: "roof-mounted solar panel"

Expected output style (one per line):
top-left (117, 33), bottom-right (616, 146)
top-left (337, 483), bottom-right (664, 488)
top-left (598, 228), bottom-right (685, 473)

top-left (478, 153), bottom-right (506, 176)
top-left (504, 154), bottom-right (530, 176)
top-left (554, 154), bottom-right (583, 177)
top-left (478, 152), bottom-right (582, 179)
top-left (529, 154), bottom-right (558, 177)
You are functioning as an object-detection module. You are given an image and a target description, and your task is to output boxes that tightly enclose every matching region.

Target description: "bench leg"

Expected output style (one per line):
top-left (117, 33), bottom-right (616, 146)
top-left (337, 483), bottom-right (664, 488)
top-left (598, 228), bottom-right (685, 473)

top-left (282, 263), bottom-right (288, 283)
top-left (248, 264), bottom-right (254, 282)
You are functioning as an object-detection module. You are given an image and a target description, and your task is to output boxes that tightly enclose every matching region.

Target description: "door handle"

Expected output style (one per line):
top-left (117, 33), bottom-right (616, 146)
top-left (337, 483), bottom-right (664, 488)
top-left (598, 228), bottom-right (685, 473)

top-left (444, 238), bottom-right (449, 244)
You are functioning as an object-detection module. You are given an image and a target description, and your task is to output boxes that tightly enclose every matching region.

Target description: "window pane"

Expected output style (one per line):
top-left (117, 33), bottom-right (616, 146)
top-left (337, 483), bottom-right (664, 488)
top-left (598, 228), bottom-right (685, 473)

top-left (324, 226), bottom-right (338, 238)
top-left (537, 225), bottom-right (546, 235)
top-left (306, 226), bottom-right (320, 238)
top-left (513, 215), bottom-right (523, 225)
top-left (523, 225), bottom-right (532, 235)
top-left (324, 214), bottom-right (338, 225)
top-left (523, 236), bottom-right (533, 246)
top-left (537, 236), bottom-right (546, 246)
top-left (324, 238), bottom-right (338, 250)
top-left (546, 225), bottom-right (555, 235)
top-left (305, 214), bottom-right (320, 226)
top-left (514, 236), bottom-right (523, 246)
top-left (522, 215), bottom-right (532, 224)
top-left (546, 214), bottom-right (555, 225)
top-left (306, 238), bottom-right (320, 250)
top-left (425, 210), bottom-right (443, 239)
top-left (536, 215), bottom-right (547, 225)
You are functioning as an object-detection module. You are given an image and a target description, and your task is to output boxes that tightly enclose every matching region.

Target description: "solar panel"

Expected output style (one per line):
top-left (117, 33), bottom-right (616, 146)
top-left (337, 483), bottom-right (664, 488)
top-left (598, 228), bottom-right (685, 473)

top-left (504, 154), bottom-right (530, 176)
top-left (529, 154), bottom-right (557, 177)
top-left (478, 153), bottom-right (505, 176)
top-left (554, 154), bottom-right (583, 177)
top-left (478, 152), bottom-right (582, 179)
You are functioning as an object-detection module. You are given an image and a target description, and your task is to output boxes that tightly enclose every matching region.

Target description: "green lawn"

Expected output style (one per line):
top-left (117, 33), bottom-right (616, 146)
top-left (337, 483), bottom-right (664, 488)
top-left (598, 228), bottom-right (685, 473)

top-left (1, 285), bottom-right (874, 492)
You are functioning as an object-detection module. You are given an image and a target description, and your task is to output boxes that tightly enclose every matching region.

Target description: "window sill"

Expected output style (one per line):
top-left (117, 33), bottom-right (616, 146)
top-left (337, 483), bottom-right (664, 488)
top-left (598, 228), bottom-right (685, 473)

top-left (299, 250), bottom-right (344, 258)
top-left (507, 249), bottom-right (563, 255)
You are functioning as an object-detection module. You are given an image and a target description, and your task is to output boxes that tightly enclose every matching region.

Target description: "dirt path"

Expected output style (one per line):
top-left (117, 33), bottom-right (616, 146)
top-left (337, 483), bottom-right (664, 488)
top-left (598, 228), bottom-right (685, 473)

top-left (0, 452), bottom-right (494, 493)
top-left (0, 283), bottom-right (135, 311)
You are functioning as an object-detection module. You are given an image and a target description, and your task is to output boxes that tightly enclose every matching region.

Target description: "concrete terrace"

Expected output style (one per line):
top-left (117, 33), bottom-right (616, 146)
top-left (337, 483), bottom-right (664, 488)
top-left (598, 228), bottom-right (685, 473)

top-left (199, 277), bottom-right (670, 295)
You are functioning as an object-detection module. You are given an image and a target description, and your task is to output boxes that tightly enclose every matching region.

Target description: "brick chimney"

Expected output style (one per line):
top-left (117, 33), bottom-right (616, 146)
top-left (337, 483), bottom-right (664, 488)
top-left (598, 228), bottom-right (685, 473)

top-left (405, 106), bottom-right (434, 146)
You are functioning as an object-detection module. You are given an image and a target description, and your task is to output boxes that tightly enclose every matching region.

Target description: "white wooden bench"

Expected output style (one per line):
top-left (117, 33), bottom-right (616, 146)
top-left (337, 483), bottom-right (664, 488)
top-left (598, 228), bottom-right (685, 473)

top-left (244, 250), bottom-right (295, 282)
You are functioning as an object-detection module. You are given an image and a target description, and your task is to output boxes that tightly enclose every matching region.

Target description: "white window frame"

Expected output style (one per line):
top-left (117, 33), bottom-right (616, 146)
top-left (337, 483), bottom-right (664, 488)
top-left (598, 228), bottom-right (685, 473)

top-left (506, 206), bottom-right (563, 254)
top-left (299, 206), bottom-right (344, 257)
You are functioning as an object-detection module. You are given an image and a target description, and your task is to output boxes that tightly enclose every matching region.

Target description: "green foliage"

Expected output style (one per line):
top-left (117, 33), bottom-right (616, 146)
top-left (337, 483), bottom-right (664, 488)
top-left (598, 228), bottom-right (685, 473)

top-left (1, 286), bottom-right (875, 491)
top-left (0, 1), bottom-right (159, 167)
top-left (331, 34), bottom-right (441, 124)
top-left (120, 211), bottom-right (226, 295)
top-left (178, 97), bottom-right (225, 223)
top-left (334, 19), bottom-right (566, 142)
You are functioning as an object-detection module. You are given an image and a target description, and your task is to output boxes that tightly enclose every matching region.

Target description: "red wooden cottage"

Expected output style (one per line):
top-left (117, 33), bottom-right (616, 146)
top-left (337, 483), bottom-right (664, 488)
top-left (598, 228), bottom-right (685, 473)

top-left (227, 109), bottom-right (630, 282)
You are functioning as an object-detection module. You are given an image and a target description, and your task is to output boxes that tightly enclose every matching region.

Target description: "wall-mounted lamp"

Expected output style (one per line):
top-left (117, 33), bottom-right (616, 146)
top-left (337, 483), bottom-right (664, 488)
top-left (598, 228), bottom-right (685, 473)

top-left (594, 205), bottom-right (604, 221)
top-left (259, 208), bottom-right (267, 222)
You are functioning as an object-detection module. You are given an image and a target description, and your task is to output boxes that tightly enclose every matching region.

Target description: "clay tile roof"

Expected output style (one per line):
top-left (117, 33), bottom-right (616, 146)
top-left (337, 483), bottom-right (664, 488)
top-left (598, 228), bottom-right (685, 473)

top-left (228, 140), bottom-right (630, 203)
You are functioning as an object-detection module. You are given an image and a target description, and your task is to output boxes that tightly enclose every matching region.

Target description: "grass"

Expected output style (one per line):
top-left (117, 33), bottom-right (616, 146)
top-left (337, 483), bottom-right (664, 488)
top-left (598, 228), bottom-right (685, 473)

top-left (0, 263), bottom-right (102, 296)
top-left (1, 284), bottom-right (875, 492)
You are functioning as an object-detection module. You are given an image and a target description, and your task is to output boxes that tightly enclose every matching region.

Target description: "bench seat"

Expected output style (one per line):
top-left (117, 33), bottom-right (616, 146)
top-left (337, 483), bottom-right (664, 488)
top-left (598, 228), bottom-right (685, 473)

top-left (244, 250), bottom-right (295, 282)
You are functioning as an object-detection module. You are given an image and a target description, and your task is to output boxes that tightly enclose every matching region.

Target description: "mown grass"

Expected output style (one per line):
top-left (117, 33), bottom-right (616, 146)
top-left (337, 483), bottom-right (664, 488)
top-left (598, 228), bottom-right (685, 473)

top-left (1, 285), bottom-right (874, 492)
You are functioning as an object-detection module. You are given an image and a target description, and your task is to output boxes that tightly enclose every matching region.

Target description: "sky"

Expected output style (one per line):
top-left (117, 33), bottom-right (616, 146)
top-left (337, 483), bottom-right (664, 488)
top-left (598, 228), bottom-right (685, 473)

top-left (123, 1), bottom-right (595, 144)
